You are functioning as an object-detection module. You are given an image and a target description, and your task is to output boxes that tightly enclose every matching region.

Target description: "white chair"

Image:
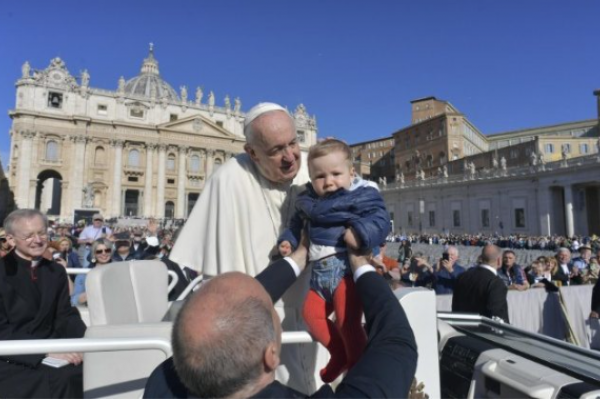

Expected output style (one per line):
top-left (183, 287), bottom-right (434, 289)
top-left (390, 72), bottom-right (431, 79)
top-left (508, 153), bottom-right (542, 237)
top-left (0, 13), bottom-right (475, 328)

top-left (83, 260), bottom-right (174, 398)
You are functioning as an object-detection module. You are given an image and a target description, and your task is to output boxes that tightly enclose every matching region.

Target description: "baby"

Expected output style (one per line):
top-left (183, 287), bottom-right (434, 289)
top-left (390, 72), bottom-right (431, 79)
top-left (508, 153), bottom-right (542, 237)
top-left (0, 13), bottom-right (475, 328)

top-left (278, 138), bottom-right (390, 382)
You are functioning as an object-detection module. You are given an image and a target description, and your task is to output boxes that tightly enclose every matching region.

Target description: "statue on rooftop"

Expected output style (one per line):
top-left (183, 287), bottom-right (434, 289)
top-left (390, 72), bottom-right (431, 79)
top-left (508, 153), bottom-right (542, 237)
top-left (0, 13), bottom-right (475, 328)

top-left (234, 97), bottom-right (241, 115)
top-left (21, 61), bottom-right (30, 79)
top-left (195, 87), bottom-right (203, 105)
top-left (180, 86), bottom-right (188, 103)
top-left (81, 69), bottom-right (90, 88)
top-left (118, 76), bottom-right (125, 94)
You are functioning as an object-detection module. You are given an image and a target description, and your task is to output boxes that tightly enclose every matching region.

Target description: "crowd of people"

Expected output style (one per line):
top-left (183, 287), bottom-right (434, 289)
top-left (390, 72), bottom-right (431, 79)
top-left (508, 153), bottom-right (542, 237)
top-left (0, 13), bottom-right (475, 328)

top-left (387, 232), bottom-right (600, 253)
top-left (378, 240), bottom-right (600, 296)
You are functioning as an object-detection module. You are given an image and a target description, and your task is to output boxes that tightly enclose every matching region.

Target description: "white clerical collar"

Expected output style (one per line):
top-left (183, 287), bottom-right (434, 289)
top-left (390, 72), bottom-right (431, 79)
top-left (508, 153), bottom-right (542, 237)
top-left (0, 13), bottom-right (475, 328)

top-left (479, 264), bottom-right (497, 276)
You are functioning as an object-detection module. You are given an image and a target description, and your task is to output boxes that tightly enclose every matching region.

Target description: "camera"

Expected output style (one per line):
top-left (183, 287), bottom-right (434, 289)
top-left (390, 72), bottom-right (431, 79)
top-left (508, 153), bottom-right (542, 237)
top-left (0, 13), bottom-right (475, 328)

top-left (442, 253), bottom-right (450, 262)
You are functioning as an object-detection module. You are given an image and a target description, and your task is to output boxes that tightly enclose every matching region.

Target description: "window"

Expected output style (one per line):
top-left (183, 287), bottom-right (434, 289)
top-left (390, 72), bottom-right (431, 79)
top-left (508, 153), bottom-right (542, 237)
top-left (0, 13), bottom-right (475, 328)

top-left (45, 140), bottom-right (58, 161)
top-left (407, 212), bottom-right (414, 228)
top-left (580, 144), bottom-right (589, 154)
top-left (515, 208), bottom-right (526, 228)
top-left (216, 121), bottom-right (224, 128)
top-left (128, 149), bottom-right (140, 167)
top-left (481, 209), bottom-right (490, 228)
top-left (429, 211), bottom-right (435, 227)
top-left (94, 146), bottom-right (105, 165)
top-left (48, 92), bottom-right (63, 108)
top-left (545, 144), bottom-right (554, 154)
top-left (453, 210), bottom-right (461, 227)
top-left (129, 108), bottom-right (144, 119)
top-left (190, 155), bottom-right (200, 172)
top-left (297, 131), bottom-right (305, 142)
top-left (510, 149), bottom-right (518, 159)
top-left (128, 177), bottom-right (138, 182)
top-left (564, 144), bottom-right (571, 154)
top-left (167, 154), bottom-right (176, 171)
top-left (165, 201), bottom-right (175, 218)
top-left (167, 178), bottom-right (175, 185)
top-left (97, 104), bottom-right (108, 116)
top-left (170, 114), bottom-right (178, 122)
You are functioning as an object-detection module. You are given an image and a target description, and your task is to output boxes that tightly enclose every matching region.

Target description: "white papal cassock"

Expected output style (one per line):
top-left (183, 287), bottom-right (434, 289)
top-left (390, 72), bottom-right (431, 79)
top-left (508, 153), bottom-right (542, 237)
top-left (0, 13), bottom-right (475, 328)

top-left (170, 152), bottom-right (321, 393)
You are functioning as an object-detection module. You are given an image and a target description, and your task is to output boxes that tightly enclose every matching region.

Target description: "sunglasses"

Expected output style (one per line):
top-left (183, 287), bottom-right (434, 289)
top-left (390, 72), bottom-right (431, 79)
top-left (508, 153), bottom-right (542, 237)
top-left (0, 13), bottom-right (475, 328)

top-left (95, 248), bottom-right (111, 255)
top-left (0, 238), bottom-right (6, 243)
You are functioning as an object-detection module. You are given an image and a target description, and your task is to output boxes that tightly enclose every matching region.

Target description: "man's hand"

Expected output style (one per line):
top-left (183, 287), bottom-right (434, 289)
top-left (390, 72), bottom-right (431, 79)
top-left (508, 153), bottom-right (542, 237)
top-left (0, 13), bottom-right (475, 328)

top-left (147, 218), bottom-right (158, 235)
top-left (440, 259), bottom-right (453, 273)
top-left (278, 241), bottom-right (292, 257)
top-left (590, 311), bottom-right (599, 319)
top-left (371, 256), bottom-right (386, 275)
top-left (289, 230), bottom-right (309, 272)
top-left (47, 352), bottom-right (83, 365)
top-left (55, 258), bottom-right (67, 268)
top-left (344, 227), bottom-right (361, 250)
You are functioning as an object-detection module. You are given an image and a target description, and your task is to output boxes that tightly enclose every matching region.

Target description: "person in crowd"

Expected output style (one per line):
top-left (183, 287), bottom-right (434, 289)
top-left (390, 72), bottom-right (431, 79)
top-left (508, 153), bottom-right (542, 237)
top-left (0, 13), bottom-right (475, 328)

top-left (397, 239), bottom-right (412, 265)
top-left (112, 232), bottom-right (138, 262)
top-left (452, 244), bottom-right (509, 322)
top-left (0, 209), bottom-right (86, 398)
top-left (0, 228), bottom-right (13, 257)
top-left (71, 238), bottom-right (113, 306)
top-left (555, 247), bottom-right (577, 285)
top-left (144, 240), bottom-right (417, 399)
top-left (498, 250), bottom-right (529, 291)
top-left (400, 252), bottom-right (434, 288)
top-left (77, 213), bottom-right (112, 267)
top-left (277, 138), bottom-right (390, 382)
top-left (432, 245), bottom-right (465, 294)
top-left (527, 260), bottom-right (549, 288)
top-left (131, 230), bottom-right (147, 259)
top-left (573, 245), bottom-right (593, 274)
top-left (50, 237), bottom-right (82, 270)
top-left (167, 103), bottom-right (311, 391)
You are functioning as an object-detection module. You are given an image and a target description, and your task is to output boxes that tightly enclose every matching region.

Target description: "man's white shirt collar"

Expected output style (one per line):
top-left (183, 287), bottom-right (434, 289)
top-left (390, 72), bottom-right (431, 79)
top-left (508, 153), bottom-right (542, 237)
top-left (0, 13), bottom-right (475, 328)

top-left (479, 264), bottom-right (497, 276)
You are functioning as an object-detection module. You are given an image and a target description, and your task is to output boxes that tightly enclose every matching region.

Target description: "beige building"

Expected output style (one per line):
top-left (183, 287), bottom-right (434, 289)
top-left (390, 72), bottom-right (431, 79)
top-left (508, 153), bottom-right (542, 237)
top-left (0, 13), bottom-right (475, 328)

top-left (6, 47), bottom-right (318, 220)
top-left (350, 137), bottom-right (396, 182)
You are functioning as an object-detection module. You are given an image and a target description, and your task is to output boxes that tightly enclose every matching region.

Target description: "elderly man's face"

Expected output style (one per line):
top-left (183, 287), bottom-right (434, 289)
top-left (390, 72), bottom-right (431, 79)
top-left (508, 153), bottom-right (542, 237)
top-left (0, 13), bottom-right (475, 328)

top-left (558, 251), bottom-right (571, 264)
top-left (245, 111), bottom-right (300, 183)
top-left (7, 216), bottom-right (48, 260)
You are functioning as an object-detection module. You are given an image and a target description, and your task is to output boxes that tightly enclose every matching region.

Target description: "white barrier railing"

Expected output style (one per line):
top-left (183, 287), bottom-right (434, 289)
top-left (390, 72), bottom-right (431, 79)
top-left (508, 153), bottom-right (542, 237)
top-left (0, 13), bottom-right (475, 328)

top-left (167, 270), bottom-right (179, 294)
top-left (0, 337), bottom-right (172, 357)
top-left (176, 275), bottom-right (204, 301)
top-left (66, 268), bottom-right (91, 275)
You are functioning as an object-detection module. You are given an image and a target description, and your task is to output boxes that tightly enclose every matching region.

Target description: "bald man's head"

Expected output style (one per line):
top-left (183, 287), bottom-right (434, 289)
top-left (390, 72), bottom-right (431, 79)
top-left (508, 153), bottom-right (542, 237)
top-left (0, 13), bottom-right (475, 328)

top-left (172, 273), bottom-right (280, 398)
top-left (481, 244), bottom-right (502, 270)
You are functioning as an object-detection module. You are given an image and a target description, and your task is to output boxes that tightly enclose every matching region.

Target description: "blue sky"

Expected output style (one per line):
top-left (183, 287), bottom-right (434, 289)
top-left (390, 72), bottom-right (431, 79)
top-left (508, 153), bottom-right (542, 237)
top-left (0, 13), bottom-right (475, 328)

top-left (1, 1), bottom-right (599, 169)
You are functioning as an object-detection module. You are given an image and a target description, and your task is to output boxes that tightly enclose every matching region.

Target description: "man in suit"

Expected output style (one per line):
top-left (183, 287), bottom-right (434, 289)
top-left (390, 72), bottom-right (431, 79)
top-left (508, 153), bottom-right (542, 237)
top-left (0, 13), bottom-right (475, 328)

top-left (452, 244), bottom-right (509, 323)
top-left (0, 209), bottom-right (87, 398)
top-left (144, 242), bottom-right (418, 398)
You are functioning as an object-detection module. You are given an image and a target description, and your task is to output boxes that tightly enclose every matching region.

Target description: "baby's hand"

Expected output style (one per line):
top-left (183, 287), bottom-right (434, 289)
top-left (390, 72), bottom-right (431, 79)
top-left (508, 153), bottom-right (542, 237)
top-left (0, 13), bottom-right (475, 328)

top-left (344, 227), bottom-right (361, 250)
top-left (279, 241), bottom-right (293, 257)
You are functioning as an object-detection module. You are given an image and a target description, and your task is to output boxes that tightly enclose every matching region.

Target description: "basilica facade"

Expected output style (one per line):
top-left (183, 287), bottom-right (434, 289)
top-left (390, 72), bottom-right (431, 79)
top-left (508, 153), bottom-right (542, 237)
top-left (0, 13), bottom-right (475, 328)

top-left (6, 47), bottom-right (318, 220)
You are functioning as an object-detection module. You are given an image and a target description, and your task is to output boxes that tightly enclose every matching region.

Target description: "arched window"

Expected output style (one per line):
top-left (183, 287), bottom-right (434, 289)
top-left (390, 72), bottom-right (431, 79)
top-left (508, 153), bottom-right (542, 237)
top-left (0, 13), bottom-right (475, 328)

top-left (167, 154), bottom-right (176, 171)
top-left (439, 151), bottom-right (447, 165)
top-left (94, 146), bottom-right (106, 165)
top-left (190, 155), bottom-right (200, 172)
top-left (46, 140), bottom-right (58, 161)
top-left (128, 149), bottom-right (140, 167)
top-left (165, 201), bottom-right (175, 218)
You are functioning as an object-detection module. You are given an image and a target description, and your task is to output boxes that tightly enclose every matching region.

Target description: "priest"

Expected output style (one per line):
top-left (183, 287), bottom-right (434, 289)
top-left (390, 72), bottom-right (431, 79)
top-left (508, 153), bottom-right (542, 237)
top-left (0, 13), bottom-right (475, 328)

top-left (169, 102), bottom-right (316, 393)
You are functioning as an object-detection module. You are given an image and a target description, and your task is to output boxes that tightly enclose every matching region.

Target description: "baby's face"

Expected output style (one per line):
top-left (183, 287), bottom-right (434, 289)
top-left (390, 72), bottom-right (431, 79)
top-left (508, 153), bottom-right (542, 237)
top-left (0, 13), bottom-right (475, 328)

top-left (309, 151), bottom-right (354, 197)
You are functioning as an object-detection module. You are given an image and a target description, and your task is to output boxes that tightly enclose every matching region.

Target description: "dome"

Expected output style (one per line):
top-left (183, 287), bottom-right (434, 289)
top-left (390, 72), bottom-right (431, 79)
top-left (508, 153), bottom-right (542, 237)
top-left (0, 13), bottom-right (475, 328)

top-left (123, 44), bottom-right (179, 101)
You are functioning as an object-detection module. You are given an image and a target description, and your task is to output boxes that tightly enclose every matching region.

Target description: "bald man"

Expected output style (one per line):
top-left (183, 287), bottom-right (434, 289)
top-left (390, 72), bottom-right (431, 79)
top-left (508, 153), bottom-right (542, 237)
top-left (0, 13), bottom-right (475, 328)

top-left (145, 245), bottom-right (418, 398)
top-left (452, 244), bottom-right (509, 322)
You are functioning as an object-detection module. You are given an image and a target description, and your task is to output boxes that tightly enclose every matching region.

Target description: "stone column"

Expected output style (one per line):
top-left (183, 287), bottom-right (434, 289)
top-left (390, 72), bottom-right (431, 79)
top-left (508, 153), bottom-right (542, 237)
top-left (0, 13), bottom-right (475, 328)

top-left (16, 130), bottom-right (35, 208)
top-left (537, 186), bottom-right (552, 236)
top-left (564, 185), bottom-right (575, 237)
top-left (156, 144), bottom-right (167, 218)
top-left (205, 149), bottom-right (215, 178)
top-left (111, 139), bottom-right (124, 217)
top-left (176, 146), bottom-right (188, 218)
top-left (144, 144), bottom-right (156, 216)
top-left (69, 136), bottom-right (88, 212)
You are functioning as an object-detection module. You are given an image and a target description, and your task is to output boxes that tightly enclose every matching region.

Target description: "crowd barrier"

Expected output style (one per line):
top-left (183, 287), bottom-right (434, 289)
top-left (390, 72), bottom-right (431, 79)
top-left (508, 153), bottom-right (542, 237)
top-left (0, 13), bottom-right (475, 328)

top-left (436, 284), bottom-right (599, 350)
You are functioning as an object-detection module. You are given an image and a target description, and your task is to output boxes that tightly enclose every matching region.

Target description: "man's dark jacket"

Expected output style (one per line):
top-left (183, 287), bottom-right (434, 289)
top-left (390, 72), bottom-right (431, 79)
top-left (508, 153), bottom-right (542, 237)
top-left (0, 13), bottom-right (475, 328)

top-left (0, 250), bottom-right (87, 398)
top-left (143, 258), bottom-right (418, 398)
top-left (452, 265), bottom-right (509, 323)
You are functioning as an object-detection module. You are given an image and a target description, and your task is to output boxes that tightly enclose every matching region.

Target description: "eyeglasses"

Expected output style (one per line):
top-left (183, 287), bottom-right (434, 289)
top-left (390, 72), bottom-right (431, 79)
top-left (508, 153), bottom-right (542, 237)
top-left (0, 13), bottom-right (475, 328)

top-left (0, 238), bottom-right (6, 243)
top-left (14, 232), bottom-right (48, 243)
top-left (93, 219), bottom-right (103, 222)
top-left (95, 248), bottom-right (112, 255)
